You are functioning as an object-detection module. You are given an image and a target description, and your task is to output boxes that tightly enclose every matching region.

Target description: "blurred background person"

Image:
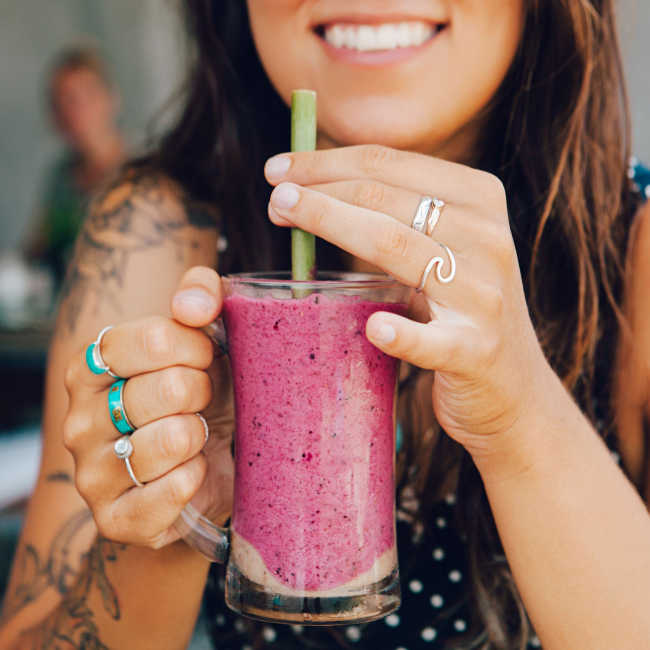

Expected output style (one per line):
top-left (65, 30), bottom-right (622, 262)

top-left (24, 45), bottom-right (126, 286)
top-left (0, 1), bottom-right (186, 637)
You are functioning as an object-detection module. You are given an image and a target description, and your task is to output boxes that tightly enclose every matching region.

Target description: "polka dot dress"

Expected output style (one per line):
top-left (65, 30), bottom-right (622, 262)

top-left (201, 163), bottom-right (650, 649)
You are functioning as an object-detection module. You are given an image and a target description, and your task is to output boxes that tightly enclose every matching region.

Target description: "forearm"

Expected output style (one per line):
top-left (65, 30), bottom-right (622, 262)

top-left (476, 376), bottom-right (650, 650)
top-left (8, 538), bottom-right (211, 650)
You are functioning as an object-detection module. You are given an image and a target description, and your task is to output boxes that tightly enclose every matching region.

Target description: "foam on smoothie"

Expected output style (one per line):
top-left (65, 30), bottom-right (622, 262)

top-left (223, 291), bottom-right (405, 592)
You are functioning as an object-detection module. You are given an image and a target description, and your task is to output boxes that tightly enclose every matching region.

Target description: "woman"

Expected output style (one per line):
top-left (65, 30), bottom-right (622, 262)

top-left (25, 45), bottom-right (126, 285)
top-left (2, 1), bottom-right (650, 648)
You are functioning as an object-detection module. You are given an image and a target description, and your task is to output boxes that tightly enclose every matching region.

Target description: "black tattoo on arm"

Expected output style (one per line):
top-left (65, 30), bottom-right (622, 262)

top-left (19, 538), bottom-right (126, 650)
top-left (59, 170), bottom-right (218, 334)
top-left (45, 472), bottom-right (73, 484)
top-left (0, 510), bottom-right (93, 625)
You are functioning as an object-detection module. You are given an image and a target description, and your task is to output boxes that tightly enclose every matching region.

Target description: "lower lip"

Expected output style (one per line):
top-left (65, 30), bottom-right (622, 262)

top-left (318, 30), bottom-right (443, 66)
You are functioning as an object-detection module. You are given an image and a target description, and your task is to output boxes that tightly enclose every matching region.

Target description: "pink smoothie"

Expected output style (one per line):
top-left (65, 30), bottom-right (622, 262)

top-left (223, 292), bottom-right (405, 592)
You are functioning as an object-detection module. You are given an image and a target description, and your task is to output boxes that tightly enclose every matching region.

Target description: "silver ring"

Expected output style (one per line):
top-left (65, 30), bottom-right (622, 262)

top-left (196, 413), bottom-right (209, 444)
top-left (93, 326), bottom-right (119, 379)
top-left (113, 435), bottom-right (145, 487)
top-left (411, 196), bottom-right (434, 233)
top-left (416, 243), bottom-right (457, 292)
top-left (426, 198), bottom-right (445, 236)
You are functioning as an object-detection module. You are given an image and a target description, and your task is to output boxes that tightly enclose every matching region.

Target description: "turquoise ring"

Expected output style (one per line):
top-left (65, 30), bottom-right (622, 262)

top-left (86, 326), bottom-right (119, 378)
top-left (108, 379), bottom-right (135, 434)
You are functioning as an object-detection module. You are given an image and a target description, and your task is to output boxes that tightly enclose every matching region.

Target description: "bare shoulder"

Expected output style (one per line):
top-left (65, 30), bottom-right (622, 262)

top-left (624, 200), bottom-right (650, 304)
top-left (630, 199), bottom-right (650, 257)
top-left (58, 167), bottom-right (220, 336)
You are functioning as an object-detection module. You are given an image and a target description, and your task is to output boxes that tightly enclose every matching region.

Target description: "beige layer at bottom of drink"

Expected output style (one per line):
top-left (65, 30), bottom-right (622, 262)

top-left (230, 529), bottom-right (396, 597)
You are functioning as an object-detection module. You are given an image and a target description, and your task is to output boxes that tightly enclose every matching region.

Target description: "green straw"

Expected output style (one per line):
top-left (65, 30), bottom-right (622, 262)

top-left (291, 90), bottom-right (317, 283)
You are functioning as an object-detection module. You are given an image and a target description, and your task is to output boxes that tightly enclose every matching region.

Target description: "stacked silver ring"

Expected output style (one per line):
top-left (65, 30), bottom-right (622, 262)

top-left (411, 195), bottom-right (456, 291)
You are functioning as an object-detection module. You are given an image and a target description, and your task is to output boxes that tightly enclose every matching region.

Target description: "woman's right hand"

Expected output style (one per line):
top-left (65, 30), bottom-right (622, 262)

top-left (62, 266), bottom-right (234, 549)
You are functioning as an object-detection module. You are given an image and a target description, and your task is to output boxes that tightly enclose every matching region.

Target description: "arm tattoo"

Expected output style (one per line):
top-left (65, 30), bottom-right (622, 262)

top-left (22, 538), bottom-right (126, 650)
top-left (0, 509), bottom-right (94, 624)
top-left (45, 472), bottom-right (73, 484)
top-left (59, 170), bottom-right (218, 334)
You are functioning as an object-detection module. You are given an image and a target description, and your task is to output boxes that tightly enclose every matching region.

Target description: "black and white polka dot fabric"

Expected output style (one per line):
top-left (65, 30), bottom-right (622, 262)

top-left (202, 163), bottom-right (649, 649)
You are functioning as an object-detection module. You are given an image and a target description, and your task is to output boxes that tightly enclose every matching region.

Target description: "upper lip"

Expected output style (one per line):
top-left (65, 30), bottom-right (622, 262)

top-left (311, 13), bottom-right (449, 28)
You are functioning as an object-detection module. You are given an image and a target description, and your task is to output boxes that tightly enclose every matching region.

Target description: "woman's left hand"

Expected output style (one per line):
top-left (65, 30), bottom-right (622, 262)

top-left (264, 145), bottom-right (564, 476)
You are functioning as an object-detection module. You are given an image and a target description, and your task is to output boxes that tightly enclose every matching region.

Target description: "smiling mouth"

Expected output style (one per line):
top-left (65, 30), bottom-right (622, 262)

top-left (314, 20), bottom-right (448, 53)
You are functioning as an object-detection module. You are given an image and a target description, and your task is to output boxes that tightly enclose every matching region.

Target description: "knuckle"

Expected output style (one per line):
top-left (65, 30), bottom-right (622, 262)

top-left (62, 411), bottom-right (92, 450)
top-left (64, 355), bottom-right (83, 394)
top-left (195, 332), bottom-right (214, 369)
top-left (160, 367), bottom-right (191, 411)
top-left (194, 371), bottom-right (213, 411)
top-left (168, 463), bottom-right (202, 505)
top-left (375, 223), bottom-right (410, 260)
top-left (94, 508), bottom-right (115, 539)
top-left (355, 181), bottom-right (386, 211)
top-left (75, 466), bottom-right (99, 500)
top-left (476, 171), bottom-right (506, 206)
top-left (360, 145), bottom-right (395, 175)
top-left (143, 317), bottom-right (174, 361)
top-left (159, 418), bottom-right (192, 461)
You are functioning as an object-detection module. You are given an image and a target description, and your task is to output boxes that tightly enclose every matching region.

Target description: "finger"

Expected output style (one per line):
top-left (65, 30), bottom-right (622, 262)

top-left (66, 316), bottom-right (215, 394)
top-left (92, 414), bottom-right (210, 500)
top-left (97, 454), bottom-right (207, 548)
top-left (365, 310), bottom-right (480, 375)
top-left (269, 182), bottom-right (478, 303)
top-left (171, 266), bottom-right (223, 328)
top-left (308, 180), bottom-right (468, 246)
top-left (67, 367), bottom-right (212, 457)
top-left (265, 145), bottom-right (505, 209)
top-left (122, 366), bottom-right (213, 429)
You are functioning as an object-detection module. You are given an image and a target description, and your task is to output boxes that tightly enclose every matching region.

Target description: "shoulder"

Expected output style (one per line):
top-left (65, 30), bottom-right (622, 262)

top-left (625, 159), bottom-right (650, 277)
top-left (85, 167), bottom-right (220, 236)
top-left (78, 166), bottom-right (221, 266)
top-left (58, 167), bottom-right (220, 335)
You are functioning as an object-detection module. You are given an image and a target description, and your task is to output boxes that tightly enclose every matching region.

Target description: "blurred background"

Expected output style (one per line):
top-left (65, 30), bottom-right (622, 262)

top-left (0, 0), bottom-right (648, 644)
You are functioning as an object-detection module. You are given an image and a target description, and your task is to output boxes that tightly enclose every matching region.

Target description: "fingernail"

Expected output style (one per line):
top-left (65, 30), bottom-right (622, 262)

top-left (173, 289), bottom-right (214, 313)
top-left (370, 322), bottom-right (396, 345)
top-left (265, 155), bottom-right (291, 179)
top-left (271, 183), bottom-right (300, 210)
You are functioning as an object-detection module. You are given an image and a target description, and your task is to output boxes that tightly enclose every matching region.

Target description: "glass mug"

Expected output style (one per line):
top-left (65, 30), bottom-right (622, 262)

top-left (174, 272), bottom-right (409, 625)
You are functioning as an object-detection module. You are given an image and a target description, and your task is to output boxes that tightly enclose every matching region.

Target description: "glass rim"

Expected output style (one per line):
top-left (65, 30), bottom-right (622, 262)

top-left (224, 271), bottom-right (404, 290)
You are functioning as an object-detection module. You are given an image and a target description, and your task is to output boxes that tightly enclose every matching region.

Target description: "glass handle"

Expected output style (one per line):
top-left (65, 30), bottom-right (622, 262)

top-left (174, 503), bottom-right (230, 563)
top-left (204, 318), bottom-right (229, 357)
top-left (173, 318), bottom-right (231, 563)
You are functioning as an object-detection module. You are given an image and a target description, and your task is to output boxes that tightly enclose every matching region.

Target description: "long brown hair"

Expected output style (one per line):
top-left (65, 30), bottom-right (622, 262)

top-left (139, 0), bottom-right (640, 647)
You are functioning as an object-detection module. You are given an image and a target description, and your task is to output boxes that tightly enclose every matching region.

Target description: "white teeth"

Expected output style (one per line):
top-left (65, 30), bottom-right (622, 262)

top-left (330, 24), bottom-right (345, 48)
top-left (396, 23), bottom-right (411, 48)
top-left (324, 21), bottom-right (435, 52)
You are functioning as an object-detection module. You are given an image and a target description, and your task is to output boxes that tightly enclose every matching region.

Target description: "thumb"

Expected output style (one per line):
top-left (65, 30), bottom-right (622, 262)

top-left (171, 266), bottom-right (223, 327)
